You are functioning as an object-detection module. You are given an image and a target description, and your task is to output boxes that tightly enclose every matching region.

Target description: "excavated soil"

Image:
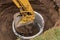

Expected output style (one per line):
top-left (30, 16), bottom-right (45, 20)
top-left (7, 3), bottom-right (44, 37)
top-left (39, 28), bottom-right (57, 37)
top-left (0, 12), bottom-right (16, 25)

top-left (16, 23), bottom-right (39, 37)
top-left (0, 0), bottom-right (60, 40)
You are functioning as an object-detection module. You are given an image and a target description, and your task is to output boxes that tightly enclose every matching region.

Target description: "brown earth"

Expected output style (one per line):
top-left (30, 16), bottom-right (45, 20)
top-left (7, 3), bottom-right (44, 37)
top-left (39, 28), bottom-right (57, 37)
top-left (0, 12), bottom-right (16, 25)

top-left (54, 18), bottom-right (60, 27)
top-left (16, 23), bottom-right (39, 37)
top-left (0, 0), bottom-right (60, 40)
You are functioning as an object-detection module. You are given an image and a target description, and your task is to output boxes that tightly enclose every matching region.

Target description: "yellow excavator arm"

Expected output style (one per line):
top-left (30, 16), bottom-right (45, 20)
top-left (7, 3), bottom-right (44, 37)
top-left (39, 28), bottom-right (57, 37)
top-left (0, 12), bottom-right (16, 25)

top-left (12, 0), bottom-right (35, 24)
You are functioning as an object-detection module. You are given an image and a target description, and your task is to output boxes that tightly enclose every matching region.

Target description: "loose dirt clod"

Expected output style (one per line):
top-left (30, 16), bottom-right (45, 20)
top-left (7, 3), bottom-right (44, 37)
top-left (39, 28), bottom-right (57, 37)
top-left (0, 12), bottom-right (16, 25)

top-left (16, 23), bottom-right (39, 36)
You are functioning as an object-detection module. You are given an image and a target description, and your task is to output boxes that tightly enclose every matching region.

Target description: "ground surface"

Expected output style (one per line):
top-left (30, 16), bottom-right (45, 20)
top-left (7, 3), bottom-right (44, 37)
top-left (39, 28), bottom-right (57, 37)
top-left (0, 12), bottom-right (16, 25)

top-left (0, 0), bottom-right (60, 40)
top-left (32, 27), bottom-right (60, 40)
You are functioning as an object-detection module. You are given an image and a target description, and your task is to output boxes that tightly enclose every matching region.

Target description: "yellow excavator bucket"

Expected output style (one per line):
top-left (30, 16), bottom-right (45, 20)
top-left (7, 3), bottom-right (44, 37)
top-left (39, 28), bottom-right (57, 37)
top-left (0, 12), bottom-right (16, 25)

top-left (12, 0), bottom-right (35, 24)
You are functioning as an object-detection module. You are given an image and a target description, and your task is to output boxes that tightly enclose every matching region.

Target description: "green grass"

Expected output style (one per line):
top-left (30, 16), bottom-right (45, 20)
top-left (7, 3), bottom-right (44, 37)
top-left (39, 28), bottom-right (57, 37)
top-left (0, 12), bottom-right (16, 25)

top-left (32, 27), bottom-right (60, 40)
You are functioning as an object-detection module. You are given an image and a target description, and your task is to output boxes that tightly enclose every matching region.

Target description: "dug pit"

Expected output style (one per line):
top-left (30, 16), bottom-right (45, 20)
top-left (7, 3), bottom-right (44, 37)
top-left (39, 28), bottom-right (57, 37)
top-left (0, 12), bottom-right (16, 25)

top-left (0, 0), bottom-right (60, 40)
